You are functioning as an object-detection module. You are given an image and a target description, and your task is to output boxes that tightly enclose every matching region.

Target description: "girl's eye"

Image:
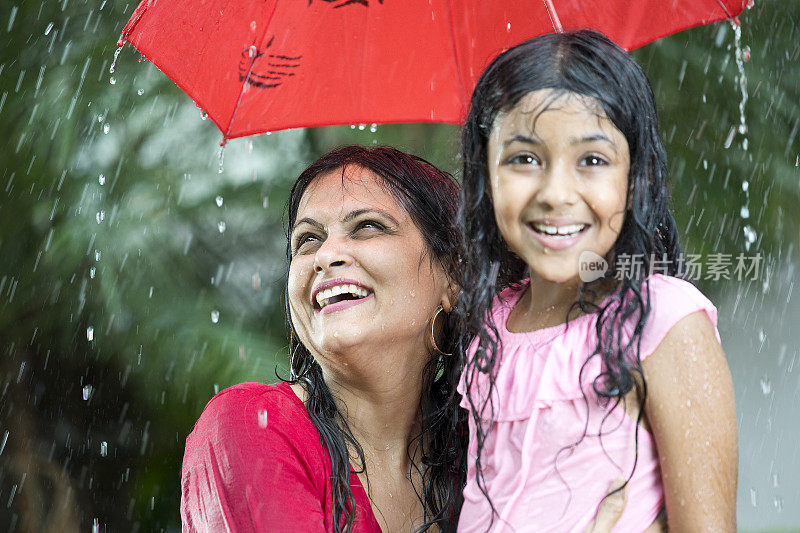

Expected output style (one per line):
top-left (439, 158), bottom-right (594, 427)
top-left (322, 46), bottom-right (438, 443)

top-left (506, 153), bottom-right (540, 166)
top-left (581, 154), bottom-right (608, 166)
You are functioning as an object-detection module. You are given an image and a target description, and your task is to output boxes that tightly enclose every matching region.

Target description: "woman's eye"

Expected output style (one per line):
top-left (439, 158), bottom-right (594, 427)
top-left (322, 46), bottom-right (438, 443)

top-left (582, 154), bottom-right (608, 166)
top-left (353, 220), bottom-right (386, 233)
top-left (293, 233), bottom-right (320, 252)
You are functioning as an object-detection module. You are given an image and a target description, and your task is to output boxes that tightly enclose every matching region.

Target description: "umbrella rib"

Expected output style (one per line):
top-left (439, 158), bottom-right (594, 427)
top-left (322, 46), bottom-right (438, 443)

top-left (444, 0), bottom-right (468, 116)
top-left (541, 0), bottom-right (563, 32)
top-left (223, 0), bottom-right (281, 143)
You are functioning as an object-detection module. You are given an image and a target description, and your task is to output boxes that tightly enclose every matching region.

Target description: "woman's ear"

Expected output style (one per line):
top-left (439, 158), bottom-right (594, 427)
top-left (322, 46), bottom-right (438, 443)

top-left (441, 281), bottom-right (460, 313)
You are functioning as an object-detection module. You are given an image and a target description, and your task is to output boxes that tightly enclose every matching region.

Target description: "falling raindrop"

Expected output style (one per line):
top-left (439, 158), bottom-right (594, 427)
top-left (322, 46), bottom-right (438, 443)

top-left (137, 88), bottom-right (144, 96)
top-left (252, 273), bottom-right (261, 291)
top-left (743, 225), bottom-right (757, 250)
top-left (89, 267), bottom-right (96, 279)
top-left (358, 124), bottom-right (366, 130)
top-left (350, 124), bottom-right (356, 130)
top-left (217, 221), bottom-right (226, 233)
top-left (109, 76), bottom-right (116, 85)
top-left (249, 45), bottom-right (257, 58)
top-left (215, 196), bottom-right (224, 207)
top-left (86, 327), bottom-right (94, 342)
top-left (740, 205), bottom-right (749, 218)
top-left (200, 110), bottom-right (208, 120)
top-left (45, 22), bottom-right (54, 35)
top-left (211, 310), bottom-right (220, 324)
top-left (774, 496), bottom-right (783, 512)
top-left (98, 174), bottom-right (106, 185)
top-left (742, 181), bottom-right (749, 192)
top-left (103, 123), bottom-right (110, 134)
top-left (95, 211), bottom-right (105, 224)
top-left (218, 144), bottom-right (225, 174)
top-left (109, 45), bottom-right (123, 74)
top-left (369, 123), bottom-right (377, 133)
top-left (759, 377), bottom-right (771, 395)
top-left (92, 518), bottom-right (100, 533)
top-left (82, 384), bottom-right (93, 400)
top-left (750, 487), bottom-right (757, 507)
top-left (100, 441), bottom-right (108, 456)
top-left (95, 250), bottom-right (102, 261)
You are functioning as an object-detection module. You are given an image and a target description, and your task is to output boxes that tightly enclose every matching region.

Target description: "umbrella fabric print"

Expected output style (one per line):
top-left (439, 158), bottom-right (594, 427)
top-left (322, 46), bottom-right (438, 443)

top-left (238, 37), bottom-right (301, 90)
top-left (119, 0), bottom-right (749, 141)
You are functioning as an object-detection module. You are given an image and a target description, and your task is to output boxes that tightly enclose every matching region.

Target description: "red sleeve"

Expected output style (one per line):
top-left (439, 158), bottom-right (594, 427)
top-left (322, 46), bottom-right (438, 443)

top-left (180, 383), bottom-right (332, 532)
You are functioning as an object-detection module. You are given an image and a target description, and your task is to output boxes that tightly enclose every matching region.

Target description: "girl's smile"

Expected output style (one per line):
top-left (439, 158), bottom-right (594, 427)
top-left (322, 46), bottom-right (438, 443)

top-left (488, 89), bottom-right (630, 284)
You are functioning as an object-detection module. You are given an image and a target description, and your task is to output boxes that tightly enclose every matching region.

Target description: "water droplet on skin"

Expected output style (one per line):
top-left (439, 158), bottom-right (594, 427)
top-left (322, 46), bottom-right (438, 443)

top-left (45, 22), bottom-right (54, 35)
top-left (137, 88), bottom-right (144, 96)
top-left (103, 123), bottom-right (110, 134)
top-left (215, 196), bottom-right (223, 207)
top-left (98, 174), bottom-right (105, 185)
top-left (100, 441), bottom-right (108, 456)
top-left (86, 327), bottom-right (94, 341)
top-left (211, 310), bottom-right (220, 324)
top-left (82, 384), bottom-right (93, 400)
top-left (217, 221), bottom-right (226, 233)
top-left (257, 409), bottom-right (268, 428)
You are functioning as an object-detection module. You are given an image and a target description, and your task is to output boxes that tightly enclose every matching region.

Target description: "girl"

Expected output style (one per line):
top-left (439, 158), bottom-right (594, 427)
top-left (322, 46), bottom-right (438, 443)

top-left (456, 30), bottom-right (737, 532)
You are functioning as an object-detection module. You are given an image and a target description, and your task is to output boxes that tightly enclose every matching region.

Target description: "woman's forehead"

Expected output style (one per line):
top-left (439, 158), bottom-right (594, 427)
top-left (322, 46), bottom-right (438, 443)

top-left (297, 165), bottom-right (405, 220)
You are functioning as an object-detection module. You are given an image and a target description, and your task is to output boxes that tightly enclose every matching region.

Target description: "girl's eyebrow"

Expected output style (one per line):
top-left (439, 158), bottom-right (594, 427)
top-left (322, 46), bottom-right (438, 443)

top-left (567, 133), bottom-right (615, 146)
top-left (502, 134), bottom-right (541, 148)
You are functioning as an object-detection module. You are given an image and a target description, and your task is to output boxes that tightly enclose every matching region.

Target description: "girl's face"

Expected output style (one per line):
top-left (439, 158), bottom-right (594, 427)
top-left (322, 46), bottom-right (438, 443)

top-left (487, 89), bottom-right (630, 284)
top-left (287, 165), bottom-right (451, 376)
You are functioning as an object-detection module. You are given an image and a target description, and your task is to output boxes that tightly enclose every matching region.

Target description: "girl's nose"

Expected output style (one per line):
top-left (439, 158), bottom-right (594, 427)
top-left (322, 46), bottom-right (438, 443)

top-left (313, 236), bottom-right (352, 273)
top-left (535, 166), bottom-right (577, 208)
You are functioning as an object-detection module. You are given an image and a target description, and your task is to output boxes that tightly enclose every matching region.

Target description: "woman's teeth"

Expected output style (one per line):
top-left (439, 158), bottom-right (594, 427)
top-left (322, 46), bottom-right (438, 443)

top-left (316, 284), bottom-right (370, 308)
top-left (531, 222), bottom-right (586, 238)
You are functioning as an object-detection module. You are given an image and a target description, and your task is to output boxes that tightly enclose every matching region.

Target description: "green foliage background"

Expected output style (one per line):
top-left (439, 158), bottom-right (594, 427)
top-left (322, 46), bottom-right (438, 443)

top-left (0, 1), bottom-right (797, 531)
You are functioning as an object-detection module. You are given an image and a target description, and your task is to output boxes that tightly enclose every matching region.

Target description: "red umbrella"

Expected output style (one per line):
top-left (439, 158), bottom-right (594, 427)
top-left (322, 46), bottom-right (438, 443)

top-left (118, 0), bottom-right (748, 142)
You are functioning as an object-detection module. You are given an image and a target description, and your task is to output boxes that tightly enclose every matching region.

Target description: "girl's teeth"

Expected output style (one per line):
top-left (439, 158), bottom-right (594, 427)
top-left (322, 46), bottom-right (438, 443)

top-left (532, 223), bottom-right (585, 236)
top-left (315, 284), bottom-right (370, 308)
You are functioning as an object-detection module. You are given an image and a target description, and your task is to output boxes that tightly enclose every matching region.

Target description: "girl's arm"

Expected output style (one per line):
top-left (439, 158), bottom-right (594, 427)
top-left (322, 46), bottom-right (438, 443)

top-left (643, 310), bottom-right (738, 532)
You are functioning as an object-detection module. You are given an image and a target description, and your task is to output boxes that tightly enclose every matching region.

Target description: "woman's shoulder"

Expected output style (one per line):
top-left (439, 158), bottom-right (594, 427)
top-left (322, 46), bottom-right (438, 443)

top-left (187, 381), bottom-right (318, 455)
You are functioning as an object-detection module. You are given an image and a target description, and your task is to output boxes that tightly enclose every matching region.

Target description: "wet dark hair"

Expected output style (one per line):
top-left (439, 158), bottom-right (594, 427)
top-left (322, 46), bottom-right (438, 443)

top-left (284, 145), bottom-right (466, 532)
top-left (458, 29), bottom-right (683, 519)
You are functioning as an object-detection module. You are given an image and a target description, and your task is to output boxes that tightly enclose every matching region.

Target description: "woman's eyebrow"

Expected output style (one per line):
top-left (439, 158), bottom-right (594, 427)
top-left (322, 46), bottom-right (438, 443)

top-left (502, 134), bottom-right (541, 148)
top-left (292, 217), bottom-right (324, 232)
top-left (343, 208), bottom-right (399, 227)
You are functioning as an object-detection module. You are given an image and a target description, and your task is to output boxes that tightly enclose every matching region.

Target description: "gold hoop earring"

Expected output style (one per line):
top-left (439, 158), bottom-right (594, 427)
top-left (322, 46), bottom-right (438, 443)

top-left (430, 305), bottom-right (452, 356)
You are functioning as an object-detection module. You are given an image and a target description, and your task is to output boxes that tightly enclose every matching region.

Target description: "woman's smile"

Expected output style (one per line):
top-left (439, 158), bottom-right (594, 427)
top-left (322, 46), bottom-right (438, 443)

top-left (312, 278), bottom-right (374, 314)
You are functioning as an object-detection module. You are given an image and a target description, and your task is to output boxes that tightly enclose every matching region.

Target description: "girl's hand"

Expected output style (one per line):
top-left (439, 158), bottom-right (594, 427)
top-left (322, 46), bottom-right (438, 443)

top-left (582, 478), bottom-right (628, 533)
top-left (643, 310), bottom-right (738, 532)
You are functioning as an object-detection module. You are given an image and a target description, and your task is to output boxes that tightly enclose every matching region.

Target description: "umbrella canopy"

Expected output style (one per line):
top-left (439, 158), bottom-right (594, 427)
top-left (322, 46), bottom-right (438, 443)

top-left (119, 0), bottom-right (748, 141)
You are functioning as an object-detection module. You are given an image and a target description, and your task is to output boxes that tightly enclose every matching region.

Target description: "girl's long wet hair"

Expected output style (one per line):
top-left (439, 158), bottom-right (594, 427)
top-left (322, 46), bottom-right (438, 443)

top-left (284, 145), bottom-right (467, 532)
top-left (458, 29), bottom-right (684, 516)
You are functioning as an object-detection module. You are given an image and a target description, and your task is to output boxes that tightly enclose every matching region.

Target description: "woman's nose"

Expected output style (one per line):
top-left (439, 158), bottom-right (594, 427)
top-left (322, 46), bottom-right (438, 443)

top-left (313, 236), bottom-right (352, 273)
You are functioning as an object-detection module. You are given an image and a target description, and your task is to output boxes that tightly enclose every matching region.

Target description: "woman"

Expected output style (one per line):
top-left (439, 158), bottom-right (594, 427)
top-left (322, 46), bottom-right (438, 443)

top-left (182, 146), bottom-right (465, 532)
top-left (180, 145), bottom-right (629, 532)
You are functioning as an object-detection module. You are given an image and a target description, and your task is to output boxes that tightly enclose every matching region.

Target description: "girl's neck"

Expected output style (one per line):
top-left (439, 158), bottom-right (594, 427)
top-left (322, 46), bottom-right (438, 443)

top-left (507, 273), bottom-right (615, 333)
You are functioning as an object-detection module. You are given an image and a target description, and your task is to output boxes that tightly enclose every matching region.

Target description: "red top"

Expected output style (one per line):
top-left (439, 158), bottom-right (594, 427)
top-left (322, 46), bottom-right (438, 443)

top-left (181, 382), bottom-right (382, 532)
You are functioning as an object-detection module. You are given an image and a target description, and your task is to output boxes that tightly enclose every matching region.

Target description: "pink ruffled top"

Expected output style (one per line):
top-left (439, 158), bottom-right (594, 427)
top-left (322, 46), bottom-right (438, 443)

top-left (457, 274), bottom-right (719, 533)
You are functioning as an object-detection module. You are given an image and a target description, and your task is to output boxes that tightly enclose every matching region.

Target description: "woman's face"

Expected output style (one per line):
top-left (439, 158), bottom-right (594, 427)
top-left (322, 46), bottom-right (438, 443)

top-left (288, 165), bottom-right (452, 376)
